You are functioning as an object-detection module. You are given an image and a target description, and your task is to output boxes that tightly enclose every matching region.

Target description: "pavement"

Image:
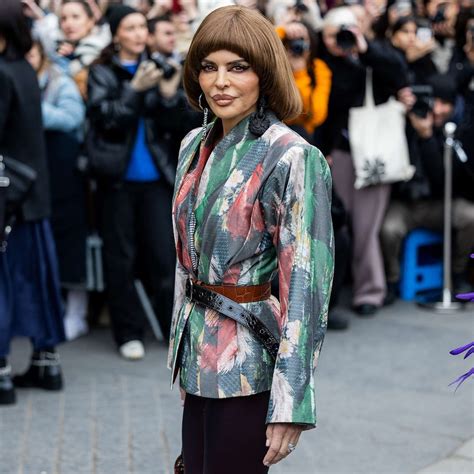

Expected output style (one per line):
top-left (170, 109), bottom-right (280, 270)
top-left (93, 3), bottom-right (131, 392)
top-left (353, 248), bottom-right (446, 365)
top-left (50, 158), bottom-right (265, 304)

top-left (1, 298), bottom-right (473, 474)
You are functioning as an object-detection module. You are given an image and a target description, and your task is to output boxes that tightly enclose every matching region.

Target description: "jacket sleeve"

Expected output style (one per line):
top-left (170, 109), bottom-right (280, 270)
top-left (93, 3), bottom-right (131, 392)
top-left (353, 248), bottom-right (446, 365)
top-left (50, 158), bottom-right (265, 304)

top-left (0, 69), bottom-right (12, 143)
top-left (360, 40), bottom-right (407, 92)
top-left (42, 75), bottom-right (85, 132)
top-left (32, 14), bottom-right (61, 62)
top-left (262, 144), bottom-right (334, 428)
top-left (167, 128), bottom-right (201, 371)
top-left (87, 64), bottom-right (143, 131)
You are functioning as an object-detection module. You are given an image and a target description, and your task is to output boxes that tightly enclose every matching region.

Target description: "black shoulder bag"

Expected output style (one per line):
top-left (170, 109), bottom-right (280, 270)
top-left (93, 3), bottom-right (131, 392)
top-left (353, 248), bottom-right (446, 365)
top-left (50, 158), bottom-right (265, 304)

top-left (0, 154), bottom-right (37, 251)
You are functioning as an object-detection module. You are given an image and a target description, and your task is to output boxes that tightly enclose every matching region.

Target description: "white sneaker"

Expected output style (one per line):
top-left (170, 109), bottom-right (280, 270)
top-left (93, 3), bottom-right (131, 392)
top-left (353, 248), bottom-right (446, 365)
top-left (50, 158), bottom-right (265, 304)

top-left (119, 340), bottom-right (145, 360)
top-left (64, 317), bottom-right (89, 341)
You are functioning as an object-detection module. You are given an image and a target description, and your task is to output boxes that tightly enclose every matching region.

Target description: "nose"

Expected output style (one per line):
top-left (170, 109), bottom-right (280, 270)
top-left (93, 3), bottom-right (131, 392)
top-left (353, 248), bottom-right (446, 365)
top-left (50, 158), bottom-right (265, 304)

top-left (215, 67), bottom-right (230, 89)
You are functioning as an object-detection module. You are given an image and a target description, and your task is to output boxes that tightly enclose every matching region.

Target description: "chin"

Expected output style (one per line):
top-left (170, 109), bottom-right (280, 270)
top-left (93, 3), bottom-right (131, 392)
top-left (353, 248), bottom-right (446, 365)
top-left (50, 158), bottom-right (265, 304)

top-left (65, 34), bottom-right (79, 42)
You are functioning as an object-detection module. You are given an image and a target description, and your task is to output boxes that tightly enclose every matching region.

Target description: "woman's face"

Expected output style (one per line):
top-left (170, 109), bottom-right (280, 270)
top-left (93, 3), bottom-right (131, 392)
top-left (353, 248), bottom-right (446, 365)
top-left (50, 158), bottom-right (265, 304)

top-left (115, 13), bottom-right (149, 58)
top-left (60, 2), bottom-right (95, 43)
top-left (391, 21), bottom-right (417, 51)
top-left (199, 49), bottom-right (260, 135)
top-left (26, 44), bottom-right (43, 72)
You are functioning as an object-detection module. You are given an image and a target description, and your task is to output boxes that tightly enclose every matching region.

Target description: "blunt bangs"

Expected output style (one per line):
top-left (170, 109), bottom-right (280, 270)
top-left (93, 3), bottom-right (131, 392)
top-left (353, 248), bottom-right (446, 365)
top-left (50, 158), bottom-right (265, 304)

top-left (183, 6), bottom-right (302, 122)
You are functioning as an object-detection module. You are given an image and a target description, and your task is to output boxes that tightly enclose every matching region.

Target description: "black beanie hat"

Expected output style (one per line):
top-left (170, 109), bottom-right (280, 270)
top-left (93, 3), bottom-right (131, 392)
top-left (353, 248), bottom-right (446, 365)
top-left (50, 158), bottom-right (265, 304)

top-left (428, 74), bottom-right (457, 104)
top-left (107, 5), bottom-right (138, 37)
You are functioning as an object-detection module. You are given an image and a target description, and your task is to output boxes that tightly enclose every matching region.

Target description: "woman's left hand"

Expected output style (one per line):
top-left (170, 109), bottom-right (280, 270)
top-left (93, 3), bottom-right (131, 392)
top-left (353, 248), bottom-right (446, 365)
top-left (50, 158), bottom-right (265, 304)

top-left (263, 423), bottom-right (303, 467)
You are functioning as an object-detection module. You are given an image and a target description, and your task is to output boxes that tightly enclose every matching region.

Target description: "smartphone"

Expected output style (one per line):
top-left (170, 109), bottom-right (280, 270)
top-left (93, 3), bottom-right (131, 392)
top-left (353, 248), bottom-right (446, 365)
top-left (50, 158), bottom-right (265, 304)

top-left (395, 0), bottom-right (412, 15)
top-left (417, 27), bottom-right (432, 43)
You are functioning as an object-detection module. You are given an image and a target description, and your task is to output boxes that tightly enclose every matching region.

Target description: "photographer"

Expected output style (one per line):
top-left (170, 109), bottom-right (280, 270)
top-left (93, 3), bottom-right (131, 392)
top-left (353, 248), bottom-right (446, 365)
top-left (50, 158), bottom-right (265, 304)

top-left (315, 6), bottom-right (407, 316)
top-left (148, 14), bottom-right (182, 64)
top-left (381, 74), bottom-right (474, 302)
top-left (87, 5), bottom-right (191, 359)
top-left (267, 0), bottom-right (323, 32)
top-left (424, 0), bottom-right (459, 72)
top-left (277, 21), bottom-right (332, 140)
top-left (26, 0), bottom-right (111, 98)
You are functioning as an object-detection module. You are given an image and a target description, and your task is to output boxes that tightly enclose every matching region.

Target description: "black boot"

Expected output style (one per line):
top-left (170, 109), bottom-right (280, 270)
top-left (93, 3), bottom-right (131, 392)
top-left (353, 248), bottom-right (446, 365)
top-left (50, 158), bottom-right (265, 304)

top-left (327, 309), bottom-right (350, 330)
top-left (384, 282), bottom-right (399, 306)
top-left (0, 359), bottom-right (16, 405)
top-left (13, 351), bottom-right (63, 391)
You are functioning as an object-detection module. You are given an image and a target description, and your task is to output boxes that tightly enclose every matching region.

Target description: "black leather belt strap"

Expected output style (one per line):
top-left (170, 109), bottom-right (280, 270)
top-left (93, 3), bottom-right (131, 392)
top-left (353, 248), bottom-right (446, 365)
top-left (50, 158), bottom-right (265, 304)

top-left (185, 279), bottom-right (280, 360)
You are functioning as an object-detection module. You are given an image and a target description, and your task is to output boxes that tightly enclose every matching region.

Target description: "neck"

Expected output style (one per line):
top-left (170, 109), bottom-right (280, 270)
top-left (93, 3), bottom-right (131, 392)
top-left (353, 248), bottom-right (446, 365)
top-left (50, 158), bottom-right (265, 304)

top-left (118, 49), bottom-right (140, 63)
top-left (221, 109), bottom-right (256, 136)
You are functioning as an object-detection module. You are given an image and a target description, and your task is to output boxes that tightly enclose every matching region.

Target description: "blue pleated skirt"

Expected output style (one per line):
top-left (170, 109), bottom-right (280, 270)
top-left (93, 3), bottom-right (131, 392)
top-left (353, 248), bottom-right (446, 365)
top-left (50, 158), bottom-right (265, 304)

top-left (0, 219), bottom-right (65, 356)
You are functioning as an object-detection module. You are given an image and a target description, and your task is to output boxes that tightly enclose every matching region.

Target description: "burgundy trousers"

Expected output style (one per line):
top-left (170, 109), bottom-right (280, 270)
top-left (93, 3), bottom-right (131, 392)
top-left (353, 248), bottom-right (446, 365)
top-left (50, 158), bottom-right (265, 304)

top-left (182, 391), bottom-right (271, 474)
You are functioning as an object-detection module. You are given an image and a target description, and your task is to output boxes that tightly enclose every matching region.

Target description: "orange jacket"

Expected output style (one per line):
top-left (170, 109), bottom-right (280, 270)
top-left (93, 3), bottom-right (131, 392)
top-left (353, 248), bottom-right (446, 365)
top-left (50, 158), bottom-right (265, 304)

top-left (288, 58), bottom-right (332, 135)
top-left (276, 25), bottom-right (332, 134)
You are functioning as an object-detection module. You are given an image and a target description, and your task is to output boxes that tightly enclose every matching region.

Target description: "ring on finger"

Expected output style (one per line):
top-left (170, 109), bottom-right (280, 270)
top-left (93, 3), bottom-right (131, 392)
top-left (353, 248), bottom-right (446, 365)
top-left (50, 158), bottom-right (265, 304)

top-left (287, 443), bottom-right (296, 453)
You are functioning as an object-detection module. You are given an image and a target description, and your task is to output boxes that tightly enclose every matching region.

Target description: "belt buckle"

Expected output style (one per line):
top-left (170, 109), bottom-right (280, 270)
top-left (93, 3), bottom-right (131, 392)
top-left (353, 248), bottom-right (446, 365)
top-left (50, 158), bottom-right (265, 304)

top-left (185, 278), bottom-right (193, 299)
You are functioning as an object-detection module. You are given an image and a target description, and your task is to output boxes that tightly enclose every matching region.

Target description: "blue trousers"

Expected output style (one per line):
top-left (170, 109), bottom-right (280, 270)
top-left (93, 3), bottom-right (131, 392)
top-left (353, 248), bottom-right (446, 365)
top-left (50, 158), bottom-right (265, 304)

top-left (0, 219), bottom-right (64, 357)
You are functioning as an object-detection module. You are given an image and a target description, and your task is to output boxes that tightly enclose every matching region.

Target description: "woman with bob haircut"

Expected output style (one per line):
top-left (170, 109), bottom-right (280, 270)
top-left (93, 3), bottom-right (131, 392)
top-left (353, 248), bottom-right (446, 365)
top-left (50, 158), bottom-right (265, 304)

top-left (169, 5), bottom-right (334, 472)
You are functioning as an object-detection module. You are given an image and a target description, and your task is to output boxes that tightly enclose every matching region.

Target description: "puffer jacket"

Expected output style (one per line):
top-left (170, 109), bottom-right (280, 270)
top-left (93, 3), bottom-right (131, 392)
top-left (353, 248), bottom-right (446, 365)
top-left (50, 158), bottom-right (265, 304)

top-left (87, 54), bottom-right (196, 187)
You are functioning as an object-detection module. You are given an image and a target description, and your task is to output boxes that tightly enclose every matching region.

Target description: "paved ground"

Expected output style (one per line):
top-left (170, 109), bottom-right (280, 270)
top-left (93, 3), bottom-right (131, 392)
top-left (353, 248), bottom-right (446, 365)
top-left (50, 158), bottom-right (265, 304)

top-left (1, 298), bottom-right (473, 474)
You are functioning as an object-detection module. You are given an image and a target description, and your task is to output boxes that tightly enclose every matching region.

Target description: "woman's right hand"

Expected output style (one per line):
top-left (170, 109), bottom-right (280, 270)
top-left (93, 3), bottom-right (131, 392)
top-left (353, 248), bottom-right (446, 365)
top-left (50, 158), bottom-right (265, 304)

top-left (57, 41), bottom-right (75, 57)
top-left (130, 61), bottom-right (163, 92)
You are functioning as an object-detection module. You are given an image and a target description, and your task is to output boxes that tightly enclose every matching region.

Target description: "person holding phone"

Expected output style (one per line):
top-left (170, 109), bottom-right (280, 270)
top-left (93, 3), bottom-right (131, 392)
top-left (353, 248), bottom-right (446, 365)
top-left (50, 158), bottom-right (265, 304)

top-left (26, 0), bottom-right (111, 97)
top-left (389, 17), bottom-right (438, 110)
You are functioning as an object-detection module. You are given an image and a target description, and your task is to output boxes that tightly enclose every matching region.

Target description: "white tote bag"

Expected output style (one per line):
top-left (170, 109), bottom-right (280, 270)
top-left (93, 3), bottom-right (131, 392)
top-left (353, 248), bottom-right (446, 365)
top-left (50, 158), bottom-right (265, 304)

top-left (348, 68), bottom-right (415, 189)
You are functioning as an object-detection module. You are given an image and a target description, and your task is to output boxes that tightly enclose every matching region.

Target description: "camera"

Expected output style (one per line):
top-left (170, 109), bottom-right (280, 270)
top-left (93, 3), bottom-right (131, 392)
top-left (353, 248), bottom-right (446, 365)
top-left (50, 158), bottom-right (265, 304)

top-left (151, 55), bottom-right (177, 80)
top-left (411, 85), bottom-right (434, 118)
top-left (293, 0), bottom-right (308, 13)
top-left (394, 0), bottom-right (412, 15)
top-left (336, 26), bottom-right (356, 51)
top-left (431, 3), bottom-right (447, 24)
top-left (288, 38), bottom-right (310, 56)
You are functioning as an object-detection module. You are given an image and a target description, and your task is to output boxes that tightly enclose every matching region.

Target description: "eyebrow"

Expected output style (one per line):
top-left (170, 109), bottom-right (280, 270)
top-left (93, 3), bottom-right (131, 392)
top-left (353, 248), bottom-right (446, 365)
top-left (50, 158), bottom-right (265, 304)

top-left (201, 58), bottom-right (248, 66)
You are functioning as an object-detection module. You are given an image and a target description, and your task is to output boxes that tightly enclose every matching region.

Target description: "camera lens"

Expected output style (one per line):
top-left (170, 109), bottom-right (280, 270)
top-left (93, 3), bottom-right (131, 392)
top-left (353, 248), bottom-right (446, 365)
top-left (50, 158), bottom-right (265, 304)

top-left (288, 38), bottom-right (309, 56)
top-left (336, 27), bottom-right (356, 51)
top-left (152, 56), bottom-right (177, 80)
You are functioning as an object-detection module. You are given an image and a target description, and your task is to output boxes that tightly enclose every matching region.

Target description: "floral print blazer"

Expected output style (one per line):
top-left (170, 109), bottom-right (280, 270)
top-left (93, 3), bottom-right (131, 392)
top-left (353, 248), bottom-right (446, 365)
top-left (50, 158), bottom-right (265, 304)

top-left (167, 112), bottom-right (334, 428)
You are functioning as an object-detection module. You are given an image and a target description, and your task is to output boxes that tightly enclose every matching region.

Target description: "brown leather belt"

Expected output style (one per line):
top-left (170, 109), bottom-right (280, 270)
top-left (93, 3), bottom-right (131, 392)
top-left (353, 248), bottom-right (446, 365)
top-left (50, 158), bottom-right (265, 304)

top-left (191, 280), bottom-right (271, 303)
top-left (186, 279), bottom-right (279, 359)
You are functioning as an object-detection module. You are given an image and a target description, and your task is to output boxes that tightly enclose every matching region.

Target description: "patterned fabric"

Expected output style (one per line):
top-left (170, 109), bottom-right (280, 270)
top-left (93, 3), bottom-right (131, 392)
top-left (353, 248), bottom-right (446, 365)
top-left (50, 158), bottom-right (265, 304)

top-left (167, 112), bottom-right (334, 428)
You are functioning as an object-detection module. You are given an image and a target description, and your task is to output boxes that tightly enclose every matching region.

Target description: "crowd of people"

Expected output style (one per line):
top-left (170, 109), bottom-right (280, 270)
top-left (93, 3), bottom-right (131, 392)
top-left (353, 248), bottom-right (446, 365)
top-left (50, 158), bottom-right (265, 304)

top-left (0, 0), bottom-right (473, 406)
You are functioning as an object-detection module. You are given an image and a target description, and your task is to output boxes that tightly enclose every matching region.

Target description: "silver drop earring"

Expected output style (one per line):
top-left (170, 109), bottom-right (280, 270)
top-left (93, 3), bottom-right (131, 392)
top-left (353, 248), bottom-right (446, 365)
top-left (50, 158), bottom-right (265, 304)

top-left (198, 94), bottom-right (209, 143)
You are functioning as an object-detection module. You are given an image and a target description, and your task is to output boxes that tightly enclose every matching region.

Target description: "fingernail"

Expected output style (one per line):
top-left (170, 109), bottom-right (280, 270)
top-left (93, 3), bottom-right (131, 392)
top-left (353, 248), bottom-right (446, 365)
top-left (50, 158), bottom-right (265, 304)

top-left (266, 439), bottom-right (270, 447)
top-left (264, 462), bottom-right (270, 467)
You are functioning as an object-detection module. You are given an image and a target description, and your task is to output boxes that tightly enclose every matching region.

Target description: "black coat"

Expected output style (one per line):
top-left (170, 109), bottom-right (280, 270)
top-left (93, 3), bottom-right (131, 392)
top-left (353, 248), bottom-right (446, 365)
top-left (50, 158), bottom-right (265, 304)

top-left (315, 39), bottom-right (407, 155)
top-left (0, 57), bottom-right (50, 221)
top-left (87, 56), bottom-right (199, 188)
top-left (394, 125), bottom-right (474, 203)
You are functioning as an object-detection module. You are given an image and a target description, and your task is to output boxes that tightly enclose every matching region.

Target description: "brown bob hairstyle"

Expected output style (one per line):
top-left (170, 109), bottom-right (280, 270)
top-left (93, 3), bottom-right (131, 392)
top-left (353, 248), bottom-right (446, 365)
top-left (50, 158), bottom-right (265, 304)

top-left (183, 6), bottom-right (302, 122)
